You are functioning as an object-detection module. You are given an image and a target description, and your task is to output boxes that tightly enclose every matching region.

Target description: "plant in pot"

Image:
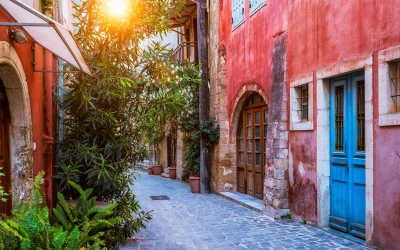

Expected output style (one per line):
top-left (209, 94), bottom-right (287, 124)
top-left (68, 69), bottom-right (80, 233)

top-left (145, 129), bottom-right (163, 175)
top-left (177, 64), bottom-right (220, 193)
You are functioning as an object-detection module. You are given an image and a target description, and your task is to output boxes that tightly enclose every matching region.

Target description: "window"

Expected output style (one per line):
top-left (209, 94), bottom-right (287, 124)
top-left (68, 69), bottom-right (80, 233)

top-left (290, 73), bottom-right (313, 130)
top-left (389, 61), bottom-right (400, 113)
top-left (250, 0), bottom-right (265, 15)
top-left (378, 45), bottom-right (400, 126)
top-left (297, 84), bottom-right (309, 121)
top-left (232, 0), bottom-right (244, 29)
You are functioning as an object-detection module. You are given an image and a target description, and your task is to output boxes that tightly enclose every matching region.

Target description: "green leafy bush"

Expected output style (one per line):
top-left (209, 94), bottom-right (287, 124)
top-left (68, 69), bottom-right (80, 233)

top-left (0, 172), bottom-right (122, 249)
top-left (176, 66), bottom-right (220, 180)
top-left (55, 0), bottom-right (194, 245)
top-left (0, 168), bottom-right (8, 203)
top-left (53, 181), bottom-right (122, 248)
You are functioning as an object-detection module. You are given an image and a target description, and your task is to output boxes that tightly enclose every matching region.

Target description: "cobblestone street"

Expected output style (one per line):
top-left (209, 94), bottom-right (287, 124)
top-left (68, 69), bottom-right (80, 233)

top-left (121, 171), bottom-right (370, 250)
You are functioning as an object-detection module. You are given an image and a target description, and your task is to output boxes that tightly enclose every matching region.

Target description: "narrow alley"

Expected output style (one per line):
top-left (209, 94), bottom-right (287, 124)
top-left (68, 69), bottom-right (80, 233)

top-left (121, 171), bottom-right (370, 250)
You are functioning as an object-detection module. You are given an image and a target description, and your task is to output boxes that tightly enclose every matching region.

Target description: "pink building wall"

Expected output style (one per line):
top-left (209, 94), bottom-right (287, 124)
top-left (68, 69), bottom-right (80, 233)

top-left (286, 1), bottom-right (400, 248)
top-left (219, 0), bottom-right (400, 248)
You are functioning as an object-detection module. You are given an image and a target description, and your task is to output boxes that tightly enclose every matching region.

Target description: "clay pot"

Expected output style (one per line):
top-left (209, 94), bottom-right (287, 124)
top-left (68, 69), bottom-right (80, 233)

top-left (189, 176), bottom-right (200, 193)
top-left (151, 164), bottom-right (162, 175)
top-left (169, 167), bottom-right (176, 179)
top-left (148, 167), bottom-right (153, 175)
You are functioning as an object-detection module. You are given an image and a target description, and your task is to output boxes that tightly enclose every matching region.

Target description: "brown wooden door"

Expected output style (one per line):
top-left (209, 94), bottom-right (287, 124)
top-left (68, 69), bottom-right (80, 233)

top-left (167, 128), bottom-right (176, 168)
top-left (237, 94), bottom-right (267, 199)
top-left (0, 84), bottom-right (11, 215)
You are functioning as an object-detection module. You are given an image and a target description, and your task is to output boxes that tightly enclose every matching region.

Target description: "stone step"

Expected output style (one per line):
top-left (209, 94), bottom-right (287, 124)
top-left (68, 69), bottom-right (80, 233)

top-left (161, 173), bottom-right (170, 178)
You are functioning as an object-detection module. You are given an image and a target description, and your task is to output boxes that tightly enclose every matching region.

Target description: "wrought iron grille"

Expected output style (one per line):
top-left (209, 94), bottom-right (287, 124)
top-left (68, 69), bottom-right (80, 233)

top-left (335, 86), bottom-right (344, 151)
top-left (389, 61), bottom-right (400, 112)
top-left (297, 84), bottom-right (309, 121)
top-left (357, 81), bottom-right (365, 151)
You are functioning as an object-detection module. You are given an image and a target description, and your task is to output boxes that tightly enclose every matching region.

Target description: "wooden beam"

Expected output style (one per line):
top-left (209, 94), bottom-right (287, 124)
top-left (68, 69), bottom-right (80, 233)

top-left (197, 0), bottom-right (210, 194)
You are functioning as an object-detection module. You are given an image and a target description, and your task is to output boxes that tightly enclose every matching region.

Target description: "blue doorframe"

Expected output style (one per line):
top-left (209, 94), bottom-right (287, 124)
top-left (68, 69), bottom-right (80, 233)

top-left (329, 71), bottom-right (366, 239)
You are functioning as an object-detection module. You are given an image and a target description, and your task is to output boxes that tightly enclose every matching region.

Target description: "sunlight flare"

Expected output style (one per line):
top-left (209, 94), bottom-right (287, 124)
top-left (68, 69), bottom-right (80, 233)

top-left (106, 0), bottom-right (129, 18)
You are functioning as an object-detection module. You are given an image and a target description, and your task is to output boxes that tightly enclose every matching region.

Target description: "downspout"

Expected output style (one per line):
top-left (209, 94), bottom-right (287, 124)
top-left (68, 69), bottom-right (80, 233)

top-left (58, 0), bottom-right (64, 142)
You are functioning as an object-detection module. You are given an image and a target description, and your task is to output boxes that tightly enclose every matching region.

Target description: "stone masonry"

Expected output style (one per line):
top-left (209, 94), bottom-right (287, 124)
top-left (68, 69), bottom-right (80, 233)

top-left (263, 32), bottom-right (290, 218)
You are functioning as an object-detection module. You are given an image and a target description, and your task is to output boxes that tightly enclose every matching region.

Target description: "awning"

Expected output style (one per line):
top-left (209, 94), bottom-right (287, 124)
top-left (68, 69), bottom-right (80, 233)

top-left (0, 0), bottom-right (91, 75)
top-left (170, 0), bottom-right (197, 28)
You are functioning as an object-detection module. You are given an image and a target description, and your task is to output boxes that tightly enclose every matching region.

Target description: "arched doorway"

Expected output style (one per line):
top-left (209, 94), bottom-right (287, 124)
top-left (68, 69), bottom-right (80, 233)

top-left (0, 78), bottom-right (11, 215)
top-left (236, 93), bottom-right (268, 199)
top-left (0, 41), bottom-right (33, 207)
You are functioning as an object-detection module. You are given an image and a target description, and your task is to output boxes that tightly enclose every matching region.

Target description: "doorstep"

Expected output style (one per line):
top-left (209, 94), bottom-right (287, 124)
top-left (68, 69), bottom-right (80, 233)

top-left (161, 173), bottom-right (170, 178)
top-left (219, 191), bottom-right (263, 213)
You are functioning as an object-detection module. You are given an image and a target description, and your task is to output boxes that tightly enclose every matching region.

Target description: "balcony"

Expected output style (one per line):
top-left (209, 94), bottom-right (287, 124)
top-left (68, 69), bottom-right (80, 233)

top-left (172, 41), bottom-right (198, 65)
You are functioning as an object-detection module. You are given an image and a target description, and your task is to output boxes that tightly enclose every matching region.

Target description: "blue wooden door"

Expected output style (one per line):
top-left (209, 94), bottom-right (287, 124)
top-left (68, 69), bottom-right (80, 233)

top-left (329, 71), bottom-right (366, 239)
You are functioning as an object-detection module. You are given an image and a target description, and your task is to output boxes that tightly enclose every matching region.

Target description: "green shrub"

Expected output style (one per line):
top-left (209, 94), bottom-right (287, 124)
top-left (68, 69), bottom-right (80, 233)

top-left (0, 172), bottom-right (121, 249)
top-left (53, 181), bottom-right (122, 248)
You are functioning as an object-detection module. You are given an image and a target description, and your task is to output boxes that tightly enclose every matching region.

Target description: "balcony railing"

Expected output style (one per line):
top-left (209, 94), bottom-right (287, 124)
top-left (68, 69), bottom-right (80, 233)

top-left (172, 41), bottom-right (198, 65)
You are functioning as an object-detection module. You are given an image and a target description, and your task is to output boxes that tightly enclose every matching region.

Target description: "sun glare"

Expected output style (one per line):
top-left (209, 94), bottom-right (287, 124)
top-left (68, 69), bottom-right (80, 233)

top-left (106, 0), bottom-right (129, 18)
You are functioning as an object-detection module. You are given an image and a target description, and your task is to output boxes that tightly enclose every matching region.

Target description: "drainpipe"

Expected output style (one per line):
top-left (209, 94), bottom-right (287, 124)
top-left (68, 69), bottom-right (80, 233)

top-left (197, 0), bottom-right (210, 193)
top-left (58, 0), bottom-right (64, 142)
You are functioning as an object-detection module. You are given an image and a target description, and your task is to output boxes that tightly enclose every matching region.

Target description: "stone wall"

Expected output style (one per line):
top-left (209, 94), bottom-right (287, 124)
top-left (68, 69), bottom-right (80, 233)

top-left (263, 33), bottom-right (290, 218)
top-left (209, 0), bottom-right (236, 192)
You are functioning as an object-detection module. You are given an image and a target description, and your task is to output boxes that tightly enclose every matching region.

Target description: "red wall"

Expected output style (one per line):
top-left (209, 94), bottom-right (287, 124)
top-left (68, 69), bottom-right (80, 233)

top-left (0, 8), bottom-right (55, 208)
top-left (286, 1), bottom-right (400, 248)
top-left (219, 0), bottom-right (283, 116)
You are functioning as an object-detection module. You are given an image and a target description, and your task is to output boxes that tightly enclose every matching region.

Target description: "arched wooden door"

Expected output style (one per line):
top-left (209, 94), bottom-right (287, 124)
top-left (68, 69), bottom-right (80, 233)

top-left (0, 79), bottom-right (11, 215)
top-left (237, 94), bottom-right (268, 199)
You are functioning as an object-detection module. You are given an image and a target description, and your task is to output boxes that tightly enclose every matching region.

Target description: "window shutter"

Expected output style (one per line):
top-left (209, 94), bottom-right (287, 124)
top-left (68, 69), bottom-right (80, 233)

top-left (232, 0), bottom-right (244, 28)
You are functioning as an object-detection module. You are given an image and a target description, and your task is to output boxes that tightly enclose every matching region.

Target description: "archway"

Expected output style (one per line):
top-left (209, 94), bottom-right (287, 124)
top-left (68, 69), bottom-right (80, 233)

top-left (0, 41), bottom-right (33, 207)
top-left (236, 93), bottom-right (268, 199)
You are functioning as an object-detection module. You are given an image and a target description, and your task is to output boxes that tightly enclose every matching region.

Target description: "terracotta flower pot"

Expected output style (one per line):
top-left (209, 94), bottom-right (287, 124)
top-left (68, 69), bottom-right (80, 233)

top-left (148, 167), bottom-right (153, 175)
top-left (151, 164), bottom-right (162, 175)
top-left (169, 167), bottom-right (176, 179)
top-left (189, 176), bottom-right (200, 193)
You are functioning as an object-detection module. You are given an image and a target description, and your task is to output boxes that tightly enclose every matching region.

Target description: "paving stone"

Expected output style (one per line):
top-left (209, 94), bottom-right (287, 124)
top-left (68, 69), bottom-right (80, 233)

top-left (121, 170), bottom-right (372, 250)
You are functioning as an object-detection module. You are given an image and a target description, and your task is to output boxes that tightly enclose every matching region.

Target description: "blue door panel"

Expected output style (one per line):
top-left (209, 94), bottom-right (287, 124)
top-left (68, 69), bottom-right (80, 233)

top-left (329, 72), bottom-right (366, 239)
top-left (353, 165), bottom-right (366, 185)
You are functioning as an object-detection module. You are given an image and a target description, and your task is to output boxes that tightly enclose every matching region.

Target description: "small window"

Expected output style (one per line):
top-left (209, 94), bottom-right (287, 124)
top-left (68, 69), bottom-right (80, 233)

top-left (290, 73), bottom-right (314, 130)
top-left (378, 46), bottom-right (400, 126)
top-left (250, 0), bottom-right (265, 15)
top-left (232, 0), bottom-right (244, 29)
top-left (389, 61), bottom-right (400, 113)
top-left (296, 84), bottom-right (309, 121)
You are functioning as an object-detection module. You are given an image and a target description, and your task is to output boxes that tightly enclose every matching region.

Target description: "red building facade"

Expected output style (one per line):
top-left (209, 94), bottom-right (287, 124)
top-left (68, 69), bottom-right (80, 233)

top-left (0, 0), bottom-right (88, 214)
top-left (210, 0), bottom-right (400, 248)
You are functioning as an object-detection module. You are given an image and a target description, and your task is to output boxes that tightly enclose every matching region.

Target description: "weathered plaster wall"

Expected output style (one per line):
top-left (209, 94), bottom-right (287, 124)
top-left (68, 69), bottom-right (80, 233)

top-left (373, 126), bottom-right (400, 249)
top-left (288, 132), bottom-right (317, 224)
top-left (286, 1), bottom-right (400, 247)
top-left (219, 0), bottom-right (283, 116)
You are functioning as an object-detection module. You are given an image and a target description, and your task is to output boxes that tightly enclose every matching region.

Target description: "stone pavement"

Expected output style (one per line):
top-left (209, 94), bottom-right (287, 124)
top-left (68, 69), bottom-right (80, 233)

top-left (121, 171), bottom-right (371, 250)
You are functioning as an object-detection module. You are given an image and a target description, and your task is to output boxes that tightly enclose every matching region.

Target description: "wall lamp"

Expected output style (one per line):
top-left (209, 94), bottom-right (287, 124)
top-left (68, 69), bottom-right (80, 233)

top-left (9, 28), bottom-right (28, 44)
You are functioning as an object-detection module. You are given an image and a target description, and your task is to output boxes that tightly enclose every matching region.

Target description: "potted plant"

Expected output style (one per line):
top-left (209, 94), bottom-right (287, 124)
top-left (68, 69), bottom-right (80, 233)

top-left (146, 130), bottom-right (163, 175)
